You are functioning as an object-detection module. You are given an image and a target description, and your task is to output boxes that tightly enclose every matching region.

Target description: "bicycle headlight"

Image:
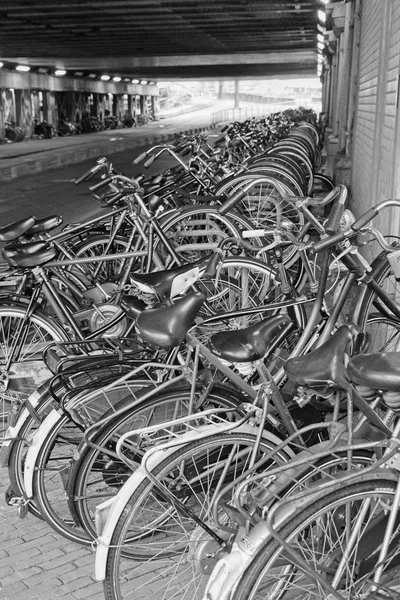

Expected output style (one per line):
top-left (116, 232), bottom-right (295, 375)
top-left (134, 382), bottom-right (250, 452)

top-left (339, 209), bottom-right (356, 232)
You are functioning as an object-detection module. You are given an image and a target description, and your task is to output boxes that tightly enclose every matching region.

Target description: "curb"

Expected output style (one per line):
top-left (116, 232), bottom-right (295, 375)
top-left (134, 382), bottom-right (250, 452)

top-left (0, 125), bottom-right (215, 182)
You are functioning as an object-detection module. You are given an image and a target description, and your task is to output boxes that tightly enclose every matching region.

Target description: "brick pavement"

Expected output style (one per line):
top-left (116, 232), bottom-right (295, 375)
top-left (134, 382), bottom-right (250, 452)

top-left (0, 467), bottom-right (101, 600)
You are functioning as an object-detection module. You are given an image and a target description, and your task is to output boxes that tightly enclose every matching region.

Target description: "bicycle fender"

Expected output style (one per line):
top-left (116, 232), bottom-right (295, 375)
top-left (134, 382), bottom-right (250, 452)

top-left (95, 423), bottom-right (289, 581)
top-left (0, 382), bottom-right (51, 467)
top-left (23, 408), bottom-right (63, 498)
top-left (204, 521), bottom-right (271, 600)
top-left (95, 440), bottom-right (183, 581)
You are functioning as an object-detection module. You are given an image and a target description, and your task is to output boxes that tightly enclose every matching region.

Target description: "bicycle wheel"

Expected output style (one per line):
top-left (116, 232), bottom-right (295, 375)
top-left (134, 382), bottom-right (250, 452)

top-left (199, 256), bottom-right (286, 308)
top-left (30, 371), bottom-right (160, 544)
top-left (349, 251), bottom-right (400, 352)
top-left (193, 257), bottom-right (306, 376)
top-left (71, 234), bottom-right (133, 284)
top-left (364, 316), bottom-right (400, 352)
top-left (214, 173), bottom-right (305, 269)
top-left (103, 429), bottom-right (291, 600)
top-left (7, 380), bottom-right (55, 518)
top-left (158, 205), bottom-right (258, 264)
top-left (231, 474), bottom-right (400, 600)
top-left (69, 384), bottom-right (245, 539)
top-left (6, 359), bottom-right (137, 515)
top-left (0, 305), bottom-right (66, 437)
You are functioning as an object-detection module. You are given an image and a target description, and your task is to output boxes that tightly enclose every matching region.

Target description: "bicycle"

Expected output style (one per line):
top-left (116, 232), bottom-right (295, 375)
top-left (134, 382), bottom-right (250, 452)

top-left (205, 345), bottom-right (400, 600)
top-left (93, 323), bottom-right (388, 600)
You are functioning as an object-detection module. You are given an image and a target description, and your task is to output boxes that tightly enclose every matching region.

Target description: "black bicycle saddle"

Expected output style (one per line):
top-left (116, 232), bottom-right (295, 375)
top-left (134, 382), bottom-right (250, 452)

top-left (348, 352), bottom-right (400, 391)
top-left (135, 291), bottom-right (205, 348)
top-left (209, 314), bottom-right (291, 363)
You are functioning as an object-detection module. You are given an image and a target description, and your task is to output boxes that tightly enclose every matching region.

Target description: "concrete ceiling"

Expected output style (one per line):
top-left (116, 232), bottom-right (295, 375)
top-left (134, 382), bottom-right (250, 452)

top-left (0, 0), bottom-right (320, 80)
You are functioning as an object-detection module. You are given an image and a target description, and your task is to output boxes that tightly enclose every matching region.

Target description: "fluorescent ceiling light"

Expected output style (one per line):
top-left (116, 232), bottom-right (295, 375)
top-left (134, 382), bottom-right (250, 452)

top-left (0, 62), bottom-right (3, 68)
top-left (140, 80), bottom-right (148, 85)
top-left (88, 73), bottom-right (97, 78)
top-left (318, 41), bottom-right (325, 51)
top-left (55, 69), bottom-right (66, 76)
top-left (101, 75), bottom-right (110, 81)
top-left (16, 65), bottom-right (30, 72)
top-left (317, 10), bottom-right (326, 23)
top-left (132, 78), bottom-right (139, 84)
top-left (317, 34), bottom-right (324, 43)
top-left (112, 76), bottom-right (121, 82)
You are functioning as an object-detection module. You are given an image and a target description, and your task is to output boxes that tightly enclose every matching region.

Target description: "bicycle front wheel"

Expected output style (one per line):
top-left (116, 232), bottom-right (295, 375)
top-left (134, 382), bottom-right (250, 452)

top-left (103, 430), bottom-right (291, 600)
top-left (232, 473), bottom-right (400, 600)
top-left (349, 251), bottom-right (400, 352)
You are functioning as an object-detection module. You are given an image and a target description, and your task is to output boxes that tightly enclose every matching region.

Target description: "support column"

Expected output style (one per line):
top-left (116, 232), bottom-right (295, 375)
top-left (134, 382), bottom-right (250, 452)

top-left (0, 91), bottom-right (5, 139)
top-left (15, 88), bottom-right (32, 137)
top-left (234, 80), bottom-right (240, 109)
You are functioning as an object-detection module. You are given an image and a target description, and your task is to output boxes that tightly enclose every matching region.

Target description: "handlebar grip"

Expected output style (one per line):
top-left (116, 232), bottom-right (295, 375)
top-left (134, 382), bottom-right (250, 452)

top-left (218, 189), bottom-right (247, 216)
top-left (203, 252), bottom-right (222, 278)
top-left (89, 176), bottom-right (113, 193)
top-left (221, 125), bottom-right (230, 133)
top-left (74, 164), bottom-right (100, 185)
top-left (132, 151), bottom-right (147, 165)
top-left (180, 147), bottom-right (191, 157)
top-left (351, 207), bottom-right (379, 231)
top-left (143, 154), bottom-right (156, 168)
top-left (313, 231), bottom-right (347, 253)
top-left (324, 185), bottom-right (348, 234)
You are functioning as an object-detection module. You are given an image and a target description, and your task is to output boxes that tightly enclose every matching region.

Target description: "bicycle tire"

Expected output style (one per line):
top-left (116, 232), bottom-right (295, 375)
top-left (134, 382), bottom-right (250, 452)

top-left (231, 474), bottom-right (400, 600)
top-left (68, 383), bottom-right (246, 538)
top-left (103, 428), bottom-right (292, 600)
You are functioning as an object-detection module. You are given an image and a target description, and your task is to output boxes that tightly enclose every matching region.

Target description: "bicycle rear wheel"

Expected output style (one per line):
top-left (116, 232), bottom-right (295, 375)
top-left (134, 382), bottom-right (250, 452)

top-left (0, 305), bottom-right (66, 437)
top-left (68, 384), bottom-right (245, 539)
top-left (103, 429), bottom-right (291, 600)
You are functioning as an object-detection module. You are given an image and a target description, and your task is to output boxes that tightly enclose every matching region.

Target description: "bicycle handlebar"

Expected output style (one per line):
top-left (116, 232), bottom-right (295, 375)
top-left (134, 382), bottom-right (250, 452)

top-left (132, 151), bottom-right (147, 165)
top-left (324, 185), bottom-right (348, 235)
top-left (74, 163), bottom-right (103, 185)
top-left (312, 200), bottom-right (396, 253)
top-left (89, 176), bottom-right (113, 193)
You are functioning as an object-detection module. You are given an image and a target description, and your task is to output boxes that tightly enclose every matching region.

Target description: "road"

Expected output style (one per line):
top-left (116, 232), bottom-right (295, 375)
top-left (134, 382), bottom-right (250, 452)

top-left (0, 112), bottom-right (227, 228)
